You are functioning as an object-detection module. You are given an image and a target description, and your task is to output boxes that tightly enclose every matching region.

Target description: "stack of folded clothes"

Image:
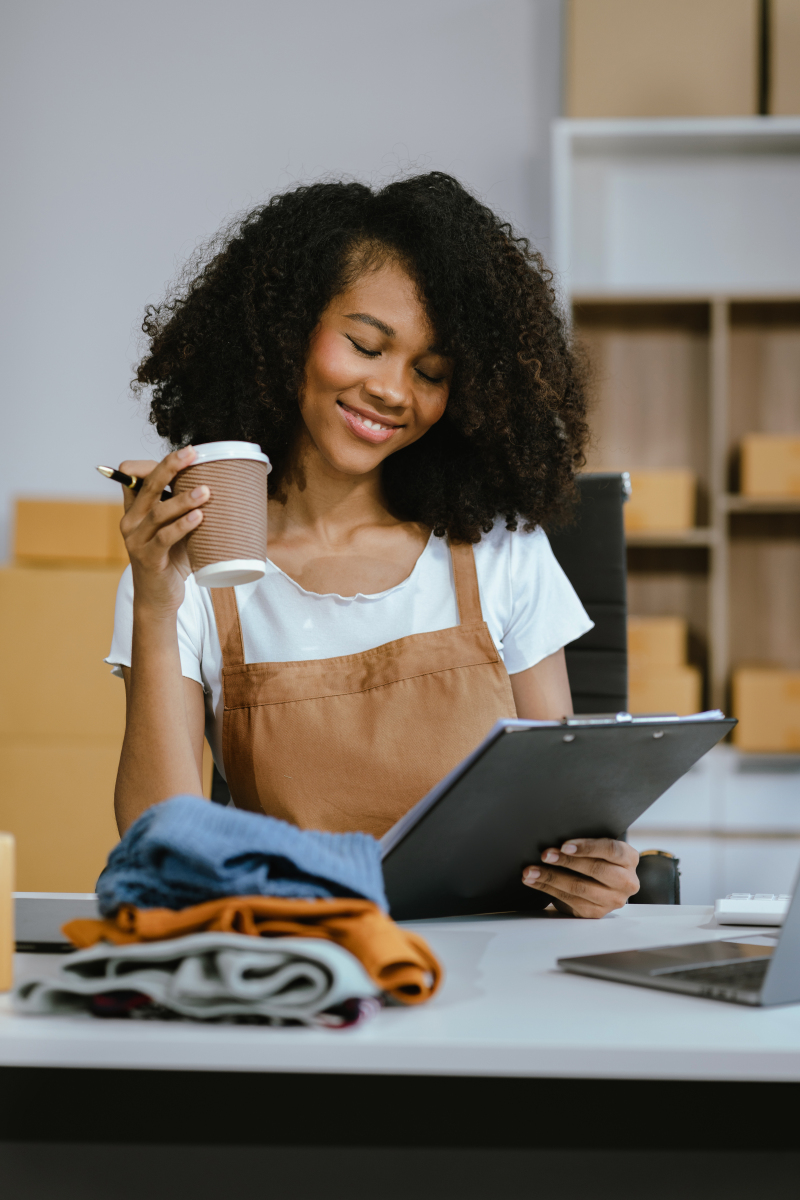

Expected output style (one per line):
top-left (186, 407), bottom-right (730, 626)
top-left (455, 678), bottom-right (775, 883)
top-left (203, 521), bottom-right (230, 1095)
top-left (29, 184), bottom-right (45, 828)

top-left (15, 796), bottom-right (442, 1027)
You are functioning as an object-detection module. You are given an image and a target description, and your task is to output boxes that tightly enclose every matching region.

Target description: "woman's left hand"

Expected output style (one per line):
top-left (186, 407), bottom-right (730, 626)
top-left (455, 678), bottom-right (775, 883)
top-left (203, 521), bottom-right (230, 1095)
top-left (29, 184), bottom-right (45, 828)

top-left (522, 838), bottom-right (640, 918)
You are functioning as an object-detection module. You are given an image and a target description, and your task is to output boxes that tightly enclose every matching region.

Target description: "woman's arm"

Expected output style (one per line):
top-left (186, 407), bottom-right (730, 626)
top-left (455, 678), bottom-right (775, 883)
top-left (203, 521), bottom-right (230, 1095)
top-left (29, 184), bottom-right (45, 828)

top-left (509, 648), bottom-right (573, 720)
top-left (116, 668), bottom-right (206, 835)
top-left (112, 447), bottom-right (211, 834)
top-left (510, 648), bottom-right (640, 916)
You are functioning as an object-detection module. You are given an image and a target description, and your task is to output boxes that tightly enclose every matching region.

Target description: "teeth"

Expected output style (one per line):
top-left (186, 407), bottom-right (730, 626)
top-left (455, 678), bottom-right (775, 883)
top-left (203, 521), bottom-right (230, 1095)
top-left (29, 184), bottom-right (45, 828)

top-left (345, 405), bottom-right (393, 431)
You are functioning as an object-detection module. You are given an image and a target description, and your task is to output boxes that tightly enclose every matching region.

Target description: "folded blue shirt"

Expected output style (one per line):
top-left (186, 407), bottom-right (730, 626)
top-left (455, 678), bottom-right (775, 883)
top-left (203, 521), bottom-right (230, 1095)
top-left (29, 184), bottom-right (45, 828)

top-left (97, 795), bottom-right (387, 915)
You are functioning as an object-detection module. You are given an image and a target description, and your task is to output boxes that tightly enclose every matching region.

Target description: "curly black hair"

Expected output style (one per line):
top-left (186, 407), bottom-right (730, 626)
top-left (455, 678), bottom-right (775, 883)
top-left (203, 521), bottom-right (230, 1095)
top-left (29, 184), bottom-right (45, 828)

top-left (135, 172), bottom-right (588, 542)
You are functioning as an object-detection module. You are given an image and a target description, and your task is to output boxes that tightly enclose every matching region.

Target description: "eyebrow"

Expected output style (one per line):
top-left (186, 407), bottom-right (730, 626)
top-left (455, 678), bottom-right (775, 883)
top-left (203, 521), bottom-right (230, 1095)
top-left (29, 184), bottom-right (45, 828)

top-left (345, 312), bottom-right (396, 338)
top-left (345, 312), bottom-right (447, 357)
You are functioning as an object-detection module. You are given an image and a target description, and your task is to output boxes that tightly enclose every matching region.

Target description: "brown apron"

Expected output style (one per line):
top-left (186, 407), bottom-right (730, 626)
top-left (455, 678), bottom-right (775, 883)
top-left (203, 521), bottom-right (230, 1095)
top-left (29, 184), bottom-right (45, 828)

top-left (210, 541), bottom-right (517, 838)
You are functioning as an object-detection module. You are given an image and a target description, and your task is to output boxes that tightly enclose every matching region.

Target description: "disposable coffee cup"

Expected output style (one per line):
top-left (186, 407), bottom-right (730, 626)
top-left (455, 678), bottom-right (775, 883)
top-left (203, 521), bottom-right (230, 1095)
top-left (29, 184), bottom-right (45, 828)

top-left (172, 441), bottom-right (271, 587)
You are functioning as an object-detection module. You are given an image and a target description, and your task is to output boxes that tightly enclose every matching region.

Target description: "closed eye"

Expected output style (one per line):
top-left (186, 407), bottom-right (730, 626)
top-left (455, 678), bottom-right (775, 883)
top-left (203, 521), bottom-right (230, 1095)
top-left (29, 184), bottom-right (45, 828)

top-left (348, 334), bottom-right (447, 383)
top-left (347, 335), bottom-right (380, 358)
top-left (416, 368), bottom-right (446, 384)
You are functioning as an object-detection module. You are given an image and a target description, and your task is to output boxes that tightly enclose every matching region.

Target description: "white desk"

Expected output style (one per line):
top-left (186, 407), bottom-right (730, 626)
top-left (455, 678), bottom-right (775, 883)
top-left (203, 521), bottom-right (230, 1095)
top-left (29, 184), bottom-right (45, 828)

top-left (3, 904), bottom-right (800, 1082)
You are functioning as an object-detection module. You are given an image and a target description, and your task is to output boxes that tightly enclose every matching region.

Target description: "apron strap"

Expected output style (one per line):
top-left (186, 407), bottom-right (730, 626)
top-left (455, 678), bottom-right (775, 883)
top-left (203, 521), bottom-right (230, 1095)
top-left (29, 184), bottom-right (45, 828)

top-left (210, 588), bottom-right (245, 668)
top-left (449, 541), bottom-right (484, 625)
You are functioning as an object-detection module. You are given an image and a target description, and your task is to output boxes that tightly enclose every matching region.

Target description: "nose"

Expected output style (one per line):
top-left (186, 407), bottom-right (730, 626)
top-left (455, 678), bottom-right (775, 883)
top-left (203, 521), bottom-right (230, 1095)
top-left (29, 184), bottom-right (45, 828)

top-left (363, 360), bottom-right (412, 412)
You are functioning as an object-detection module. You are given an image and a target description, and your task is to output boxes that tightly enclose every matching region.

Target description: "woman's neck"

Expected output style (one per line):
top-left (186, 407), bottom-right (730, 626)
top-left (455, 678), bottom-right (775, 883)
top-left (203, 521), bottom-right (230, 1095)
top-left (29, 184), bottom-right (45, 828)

top-left (265, 427), bottom-right (429, 595)
top-left (268, 427), bottom-right (399, 549)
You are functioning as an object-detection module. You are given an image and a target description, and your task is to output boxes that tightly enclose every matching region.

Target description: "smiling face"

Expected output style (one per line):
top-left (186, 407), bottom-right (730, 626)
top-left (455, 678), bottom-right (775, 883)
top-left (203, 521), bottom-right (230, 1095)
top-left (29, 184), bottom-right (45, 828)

top-left (297, 256), bottom-right (453, 480)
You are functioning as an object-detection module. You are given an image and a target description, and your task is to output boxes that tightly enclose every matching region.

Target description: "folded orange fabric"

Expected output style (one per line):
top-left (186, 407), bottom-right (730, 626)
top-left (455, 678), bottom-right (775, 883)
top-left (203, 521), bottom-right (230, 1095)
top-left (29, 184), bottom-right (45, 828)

top-left (63, 896), bottom-right (442, 1005)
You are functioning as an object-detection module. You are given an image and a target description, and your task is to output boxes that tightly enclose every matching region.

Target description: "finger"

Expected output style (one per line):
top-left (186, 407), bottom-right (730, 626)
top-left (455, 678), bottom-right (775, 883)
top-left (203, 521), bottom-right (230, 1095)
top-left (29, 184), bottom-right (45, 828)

top-left (524, 873), bottom-right (608, 919)
top-left (540, 848), bottom-right (634, 888)
top-left (126, 446), bottom-right (197, 513)
top-left (117, 460), bottom-right (158, 513)
top-left (140, 485), bottom-right (210, 534)
top-left (551, 896), bottom-right (605, 920)
top-left (522, 864), bottom-right (619, 908)
top-left (147, 507), bottom-right (204, 552)
top-left (118, 459), bottom-right (159, 478)
top-left (555, 838), bottom-right (639, 868)
top-left (121, 447), bottom-right (198, 531)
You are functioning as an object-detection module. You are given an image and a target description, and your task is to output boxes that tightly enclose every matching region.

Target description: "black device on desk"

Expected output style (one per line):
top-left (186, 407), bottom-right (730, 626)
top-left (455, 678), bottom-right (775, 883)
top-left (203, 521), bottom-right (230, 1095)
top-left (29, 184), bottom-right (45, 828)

top-left (558, 872), bottom-right (800, 1008)
top-left (381, 711), bottom-right (734, 921)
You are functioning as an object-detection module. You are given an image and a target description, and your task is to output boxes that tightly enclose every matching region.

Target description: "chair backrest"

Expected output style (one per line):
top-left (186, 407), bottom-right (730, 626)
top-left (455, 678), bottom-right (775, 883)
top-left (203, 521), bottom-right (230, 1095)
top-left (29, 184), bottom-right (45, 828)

top-left (547, 473), bottom-right (628, 714)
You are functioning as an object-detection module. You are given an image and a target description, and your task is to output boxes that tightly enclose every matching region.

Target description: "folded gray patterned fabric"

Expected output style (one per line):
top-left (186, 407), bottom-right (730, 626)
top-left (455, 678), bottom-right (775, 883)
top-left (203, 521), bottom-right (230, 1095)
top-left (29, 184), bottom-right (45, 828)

top-left (14, 933), bottom-right (381, 1025)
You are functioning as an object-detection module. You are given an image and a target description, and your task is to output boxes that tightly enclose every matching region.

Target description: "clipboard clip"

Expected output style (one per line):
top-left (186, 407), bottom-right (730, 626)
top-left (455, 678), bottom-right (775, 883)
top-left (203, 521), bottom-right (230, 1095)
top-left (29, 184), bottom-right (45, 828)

top-left (561, 711), bottom-right (727, 727)
top-left (561, 712), bottom-right (635, 726)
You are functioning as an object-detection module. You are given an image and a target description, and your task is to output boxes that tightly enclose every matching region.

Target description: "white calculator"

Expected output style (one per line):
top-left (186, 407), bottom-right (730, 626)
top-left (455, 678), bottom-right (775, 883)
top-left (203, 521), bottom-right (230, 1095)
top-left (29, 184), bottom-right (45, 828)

top-left (714, 893), bottom-right (791, 926)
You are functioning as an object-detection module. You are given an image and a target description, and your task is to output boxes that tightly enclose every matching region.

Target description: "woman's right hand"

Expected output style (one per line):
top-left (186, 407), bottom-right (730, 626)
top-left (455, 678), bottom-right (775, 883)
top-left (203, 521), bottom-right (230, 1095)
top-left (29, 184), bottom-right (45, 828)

top-left (119, 446), bottom-right (209, 615)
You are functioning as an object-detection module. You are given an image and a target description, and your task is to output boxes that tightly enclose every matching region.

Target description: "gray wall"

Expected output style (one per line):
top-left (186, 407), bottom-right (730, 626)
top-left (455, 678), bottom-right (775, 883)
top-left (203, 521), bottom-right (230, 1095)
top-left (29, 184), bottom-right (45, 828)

top-left (0, 0), bottom-right (563, 560)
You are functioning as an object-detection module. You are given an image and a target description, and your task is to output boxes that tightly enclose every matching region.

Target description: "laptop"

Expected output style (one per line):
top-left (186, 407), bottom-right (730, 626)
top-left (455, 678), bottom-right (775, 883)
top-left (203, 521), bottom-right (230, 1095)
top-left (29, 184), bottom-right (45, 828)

top-left (14, 892), bottom-right (99, 953)
top-left (558, 866), bottom-right (800, 1007)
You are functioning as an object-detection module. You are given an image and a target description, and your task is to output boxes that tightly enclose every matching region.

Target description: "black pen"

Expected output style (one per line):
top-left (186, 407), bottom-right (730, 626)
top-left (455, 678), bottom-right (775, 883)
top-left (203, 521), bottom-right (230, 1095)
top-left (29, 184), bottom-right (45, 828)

top-left (96, 465), bottom-right (173, 502)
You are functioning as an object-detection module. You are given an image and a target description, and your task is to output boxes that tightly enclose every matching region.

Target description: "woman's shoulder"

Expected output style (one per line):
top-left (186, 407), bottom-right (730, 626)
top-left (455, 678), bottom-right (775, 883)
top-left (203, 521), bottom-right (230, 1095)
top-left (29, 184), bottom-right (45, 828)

top-left (470, 519), bottom-right (560, 614)
top-left (472, 518), bottom-right (592, 663)
top-left (473, 517), bottom-right (551, 567)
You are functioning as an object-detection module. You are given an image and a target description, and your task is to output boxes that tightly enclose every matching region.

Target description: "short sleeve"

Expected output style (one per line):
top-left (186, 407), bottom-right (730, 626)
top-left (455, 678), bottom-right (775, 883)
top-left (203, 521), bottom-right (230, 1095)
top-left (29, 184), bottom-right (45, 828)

top-left (105, 565), bottom-right (205, 687)
top-left (501, 526), bottom-right (594, 675)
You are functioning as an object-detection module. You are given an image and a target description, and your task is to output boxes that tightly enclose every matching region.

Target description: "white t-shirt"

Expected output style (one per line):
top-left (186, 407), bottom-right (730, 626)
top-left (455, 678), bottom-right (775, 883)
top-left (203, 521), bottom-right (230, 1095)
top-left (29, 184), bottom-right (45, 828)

top-left (107, 521), bottom-right (593, 777)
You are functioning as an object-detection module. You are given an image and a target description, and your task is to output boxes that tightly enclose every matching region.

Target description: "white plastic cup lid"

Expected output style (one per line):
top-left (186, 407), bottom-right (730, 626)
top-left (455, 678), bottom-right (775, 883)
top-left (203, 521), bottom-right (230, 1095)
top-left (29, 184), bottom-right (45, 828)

top-left (186, 441), bottom-right (271, 471)
top-left (194, 560), bottom-right (266, 588)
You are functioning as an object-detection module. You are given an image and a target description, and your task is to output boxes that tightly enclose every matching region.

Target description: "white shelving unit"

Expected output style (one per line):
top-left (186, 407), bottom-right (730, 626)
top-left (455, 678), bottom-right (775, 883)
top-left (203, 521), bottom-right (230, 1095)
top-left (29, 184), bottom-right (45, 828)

top-left (551, 116), bottom-right (800, 707)
top-left (551, 118), bottom-right (800, 900)
top-left (552, 117), bottom-right (800, 299)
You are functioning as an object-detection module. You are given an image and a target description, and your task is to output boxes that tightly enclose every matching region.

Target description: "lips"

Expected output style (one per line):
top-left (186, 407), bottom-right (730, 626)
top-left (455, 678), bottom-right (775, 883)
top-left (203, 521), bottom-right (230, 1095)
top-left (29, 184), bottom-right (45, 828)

top-left (337, 401), bottom-right (401, 445)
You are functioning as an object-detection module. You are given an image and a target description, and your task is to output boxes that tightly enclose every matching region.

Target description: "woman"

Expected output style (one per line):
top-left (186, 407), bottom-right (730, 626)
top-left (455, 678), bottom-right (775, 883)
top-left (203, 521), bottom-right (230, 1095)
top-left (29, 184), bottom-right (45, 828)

top-left (108, 173), bottom-right (639, 917)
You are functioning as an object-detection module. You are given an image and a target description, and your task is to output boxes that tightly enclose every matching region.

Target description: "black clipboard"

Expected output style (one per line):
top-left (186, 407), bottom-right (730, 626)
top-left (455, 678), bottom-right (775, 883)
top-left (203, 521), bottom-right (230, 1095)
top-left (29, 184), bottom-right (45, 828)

top-left (381, 711), bottom-right (735, 920)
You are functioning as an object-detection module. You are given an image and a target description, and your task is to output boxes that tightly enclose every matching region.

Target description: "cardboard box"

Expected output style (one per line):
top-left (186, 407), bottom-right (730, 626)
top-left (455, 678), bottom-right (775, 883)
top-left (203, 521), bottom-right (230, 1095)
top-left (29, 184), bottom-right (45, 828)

top-left (740, 434), bottom-right (800, 497)
top-left (0, 741), bottom-right (120, 891)
top-left (628, 664), bottom-right (702, 716)
top-left (567, 0), bottom-right (759, 118)
top-left (772, 0), bottom-right (800, 115)
top-left (15, 499), bottom-right (128, 565)
top-left (0, 566), bottom-right (126, 741)
top-left (628, 616), bottom-right (688, 669)
top-left (624, 470), bottom-right (696, 533)
top-left (733, 668), bottom-right (800, 752)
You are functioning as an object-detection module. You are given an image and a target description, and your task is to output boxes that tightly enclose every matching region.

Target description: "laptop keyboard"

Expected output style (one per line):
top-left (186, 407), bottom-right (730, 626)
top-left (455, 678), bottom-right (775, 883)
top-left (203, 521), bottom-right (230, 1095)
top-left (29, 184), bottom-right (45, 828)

top-left (663, 959), bottom-right (769, 994)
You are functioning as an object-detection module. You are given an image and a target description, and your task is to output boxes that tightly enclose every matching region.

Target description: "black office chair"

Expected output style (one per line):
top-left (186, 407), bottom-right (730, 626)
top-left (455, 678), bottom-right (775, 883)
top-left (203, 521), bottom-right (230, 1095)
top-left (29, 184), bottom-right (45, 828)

top-left (549, 472), bottom-right (679, 905)
top-left (547, 472), bottom-right (629, 714)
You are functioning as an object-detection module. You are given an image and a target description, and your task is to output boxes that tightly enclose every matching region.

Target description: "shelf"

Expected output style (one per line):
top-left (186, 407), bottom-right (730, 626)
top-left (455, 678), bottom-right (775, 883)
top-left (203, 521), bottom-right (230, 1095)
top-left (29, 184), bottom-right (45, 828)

top-left (626, 528), bottom-right (718, 547)
top-left (553, 118), bottom-right (800, 297)
top-left (724, 496), bottom-right (800, 513)
top-left (559, 127), bottom-right (800, 710)
top-left (573, 292), bottom-right (800, 305)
